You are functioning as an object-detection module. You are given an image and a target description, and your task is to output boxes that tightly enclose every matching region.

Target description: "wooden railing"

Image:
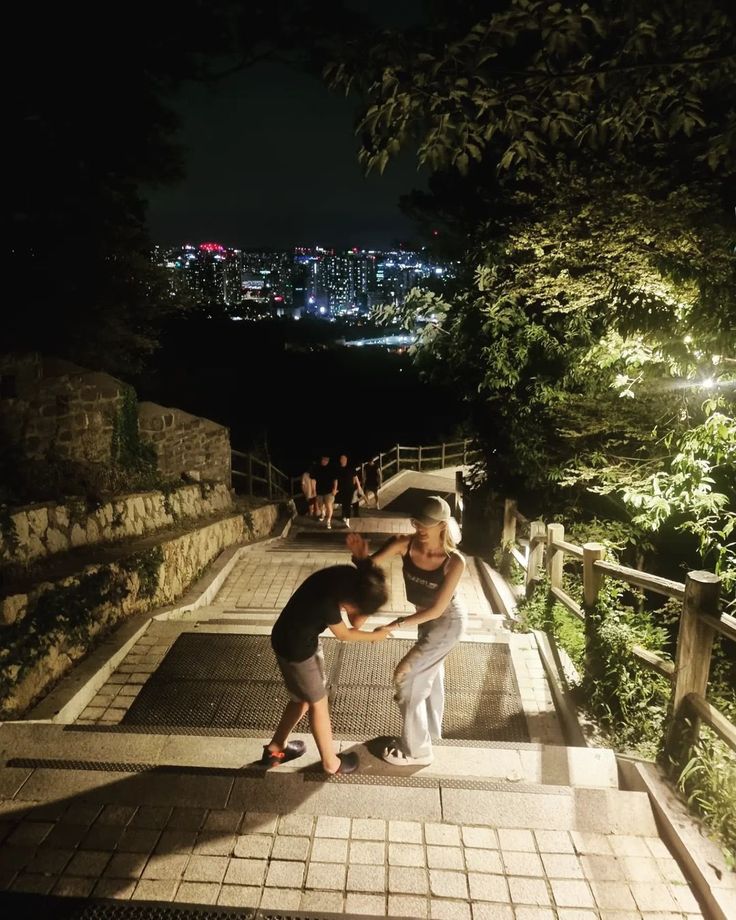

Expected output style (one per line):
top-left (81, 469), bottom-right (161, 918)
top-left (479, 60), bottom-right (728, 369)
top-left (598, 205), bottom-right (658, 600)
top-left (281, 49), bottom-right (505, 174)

top-left (362, 438), bottom-right (479, 487)
top-left (230, 451), bottom-right (300, 500)
top-left (231, 439), bottom-right (479, 502)
top-left (501, 498), bottom-right (736, 761)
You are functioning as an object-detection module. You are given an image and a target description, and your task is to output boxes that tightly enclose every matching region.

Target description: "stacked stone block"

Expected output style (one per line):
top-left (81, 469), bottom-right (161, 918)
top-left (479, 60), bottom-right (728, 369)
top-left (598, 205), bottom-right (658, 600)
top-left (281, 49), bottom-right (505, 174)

top-left (0, 353), bottom-right (231, 486)
top-left (0, 483), bottom-right (233, 569)
top-left (138, 404), bottom-right (230, 485)
top-left (0, 354), bottom-right (126, 465)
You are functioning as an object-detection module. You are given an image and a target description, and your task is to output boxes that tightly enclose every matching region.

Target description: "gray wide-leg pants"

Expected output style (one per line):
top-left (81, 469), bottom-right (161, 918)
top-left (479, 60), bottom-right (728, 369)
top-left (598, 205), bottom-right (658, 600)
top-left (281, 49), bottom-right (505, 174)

top-left (394, 609), bottom-right (465, 759)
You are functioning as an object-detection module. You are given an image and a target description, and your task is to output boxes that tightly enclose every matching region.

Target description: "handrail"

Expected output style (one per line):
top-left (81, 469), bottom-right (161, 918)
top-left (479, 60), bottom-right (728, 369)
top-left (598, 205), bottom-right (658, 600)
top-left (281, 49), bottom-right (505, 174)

top-left (685, 692), bottom-right (736, 749)
top-left (499, 501), bottom-right (735, 761)
top-left (230, 437), bottom-right (479, 502)
top-left (594, 559), bottom-right (686, 600)
top-left (550, 585), bottom-right (584, 622)
top-left (550, 538), bottom-right (584, 560)
top-left (631, 644), bottom-right (675, 679)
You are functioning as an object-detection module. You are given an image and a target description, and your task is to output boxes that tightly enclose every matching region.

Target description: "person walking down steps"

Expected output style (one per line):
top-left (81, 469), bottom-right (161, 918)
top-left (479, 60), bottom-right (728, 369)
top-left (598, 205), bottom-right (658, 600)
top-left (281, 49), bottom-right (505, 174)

top-left (336, 453), bottom-right (365, 528)
top-left (263, 549), bottom-right (394, 774)
top-left (312, 455), bottom-right (338, 529)
top-left (347, 496), bottom-right (466, 766)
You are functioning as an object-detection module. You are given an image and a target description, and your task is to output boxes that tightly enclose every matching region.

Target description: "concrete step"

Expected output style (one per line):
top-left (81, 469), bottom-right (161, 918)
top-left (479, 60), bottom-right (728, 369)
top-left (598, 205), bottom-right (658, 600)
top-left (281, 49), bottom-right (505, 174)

top-left (1, 724), bottom-right (619, 792)
top-left (1, 728), bottom-right (653, 838)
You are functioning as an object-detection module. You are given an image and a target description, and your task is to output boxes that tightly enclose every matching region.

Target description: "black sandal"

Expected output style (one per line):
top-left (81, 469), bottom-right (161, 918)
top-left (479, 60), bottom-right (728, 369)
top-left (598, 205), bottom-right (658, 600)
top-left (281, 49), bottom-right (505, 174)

top-left (260, 740), bottom-right (307, 767)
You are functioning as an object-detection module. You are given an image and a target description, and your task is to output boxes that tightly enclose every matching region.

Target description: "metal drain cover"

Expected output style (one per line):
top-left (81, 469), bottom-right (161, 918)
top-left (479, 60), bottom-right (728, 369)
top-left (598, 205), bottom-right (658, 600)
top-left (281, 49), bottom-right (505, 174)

top-left (122, 635), bottom-right (529, 742)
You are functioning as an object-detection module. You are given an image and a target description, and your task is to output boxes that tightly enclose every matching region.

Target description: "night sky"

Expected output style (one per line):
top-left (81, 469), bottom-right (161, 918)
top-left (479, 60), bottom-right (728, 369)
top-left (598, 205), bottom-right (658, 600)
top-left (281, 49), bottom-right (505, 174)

top-left (147, 3), bottom-right (427, 252)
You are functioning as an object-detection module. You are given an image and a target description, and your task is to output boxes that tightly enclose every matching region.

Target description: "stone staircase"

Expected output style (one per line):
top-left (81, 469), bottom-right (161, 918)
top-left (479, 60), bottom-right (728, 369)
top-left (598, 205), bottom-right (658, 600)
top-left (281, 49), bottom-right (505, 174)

top-left (0, 481), bottom-right (716, 918)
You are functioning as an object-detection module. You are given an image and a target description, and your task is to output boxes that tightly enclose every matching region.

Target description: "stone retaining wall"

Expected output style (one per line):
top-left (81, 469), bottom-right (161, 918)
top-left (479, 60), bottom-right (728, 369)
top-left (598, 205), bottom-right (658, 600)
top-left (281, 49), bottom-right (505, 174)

top-left (0, 502), bottom-right (284, 718)
top-left (1, 482), bottom-right (233, 568)
top-left (0, 353), bottom-right (231, 486)
top-left (138, 402), bottom-right (231, 485)
top-left (0, 354), bottom-right (126, 466)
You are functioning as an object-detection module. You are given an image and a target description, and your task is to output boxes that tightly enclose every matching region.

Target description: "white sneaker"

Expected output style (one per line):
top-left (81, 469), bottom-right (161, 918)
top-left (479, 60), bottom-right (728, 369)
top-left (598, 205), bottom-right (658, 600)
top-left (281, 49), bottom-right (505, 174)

top-left (382, 745), bottom-right (433, 766)
top-left (327, 522), bottom-right (332, 530)
top-left (319, 515), bottom-right (325, 522)
top-left (344, 517), bottom-right (350, 527)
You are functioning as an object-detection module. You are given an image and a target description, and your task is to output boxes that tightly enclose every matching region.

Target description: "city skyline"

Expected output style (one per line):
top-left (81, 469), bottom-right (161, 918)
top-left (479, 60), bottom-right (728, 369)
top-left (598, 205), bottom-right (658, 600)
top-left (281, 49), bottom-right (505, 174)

top-left (158, 240), bottom-right (453, 315)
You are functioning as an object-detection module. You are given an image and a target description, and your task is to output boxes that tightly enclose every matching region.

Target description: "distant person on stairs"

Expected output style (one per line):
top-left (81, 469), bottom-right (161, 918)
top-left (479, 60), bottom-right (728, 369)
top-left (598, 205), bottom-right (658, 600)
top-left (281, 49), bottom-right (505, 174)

top-left (348, 496), bottom-right (466, 767)
top-left (312, 455), bottom-right (337, 529)
top-left (263, 552), bottom-right (395, 774)
top-left (336, 453), bottom-right (365, 528)
top-left (300, 465), bottom-right (317, 517)
top-left (363, 460), bottom-right (381, 509)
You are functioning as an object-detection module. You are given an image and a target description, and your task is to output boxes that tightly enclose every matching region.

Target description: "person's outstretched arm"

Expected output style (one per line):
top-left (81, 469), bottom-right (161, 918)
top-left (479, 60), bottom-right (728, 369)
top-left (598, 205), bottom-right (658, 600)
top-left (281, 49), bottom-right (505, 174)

top-left (346, 532), bottom-right (408, 566)
top-left (328, 620), bottom-right (393, 642)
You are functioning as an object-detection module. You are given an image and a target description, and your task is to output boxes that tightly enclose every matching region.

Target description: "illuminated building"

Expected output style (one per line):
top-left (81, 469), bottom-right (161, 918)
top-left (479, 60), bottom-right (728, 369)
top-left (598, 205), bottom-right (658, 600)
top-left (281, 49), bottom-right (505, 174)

top-left (164, 243), bottom-right (243, 307)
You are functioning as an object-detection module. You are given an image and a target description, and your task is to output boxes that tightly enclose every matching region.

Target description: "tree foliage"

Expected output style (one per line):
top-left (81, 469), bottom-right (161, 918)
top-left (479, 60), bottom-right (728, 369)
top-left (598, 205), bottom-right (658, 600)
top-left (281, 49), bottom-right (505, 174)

top-left (334, 0), bottom-right (735, 597)
top-left (328, 0), bottom-right (735, 180)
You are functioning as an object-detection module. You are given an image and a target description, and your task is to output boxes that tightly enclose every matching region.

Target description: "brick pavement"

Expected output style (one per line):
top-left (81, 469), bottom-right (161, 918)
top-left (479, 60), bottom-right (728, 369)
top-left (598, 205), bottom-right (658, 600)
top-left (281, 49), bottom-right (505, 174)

top-left (1, 801), bottom-right (702, 917)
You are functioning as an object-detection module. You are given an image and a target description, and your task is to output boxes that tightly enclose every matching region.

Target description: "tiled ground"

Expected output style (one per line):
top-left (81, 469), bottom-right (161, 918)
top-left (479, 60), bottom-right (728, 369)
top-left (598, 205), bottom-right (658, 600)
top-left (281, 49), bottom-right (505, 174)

top-left (0, 802), bottom-right (703, 917)
top-left (215, 549), bottom-right (491, 619)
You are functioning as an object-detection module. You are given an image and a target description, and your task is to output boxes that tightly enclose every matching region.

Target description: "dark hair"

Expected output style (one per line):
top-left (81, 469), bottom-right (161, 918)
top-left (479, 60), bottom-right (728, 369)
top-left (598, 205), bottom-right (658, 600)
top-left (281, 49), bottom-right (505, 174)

top-left (341, 560), bottom-right (388, 614)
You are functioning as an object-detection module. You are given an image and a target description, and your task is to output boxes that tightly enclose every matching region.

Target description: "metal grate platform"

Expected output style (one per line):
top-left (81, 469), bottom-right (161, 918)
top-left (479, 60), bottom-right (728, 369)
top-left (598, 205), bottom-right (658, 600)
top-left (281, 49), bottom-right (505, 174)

top-left (122, 634), bottom-right (529, 742)
top-left (0, 893), bottom-right (402, 920)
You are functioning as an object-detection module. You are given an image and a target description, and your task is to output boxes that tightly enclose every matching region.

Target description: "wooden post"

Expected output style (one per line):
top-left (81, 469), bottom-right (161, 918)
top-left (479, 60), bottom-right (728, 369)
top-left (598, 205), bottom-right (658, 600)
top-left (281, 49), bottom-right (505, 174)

top-left (454, 470), bottom-right (464, 527)
top-left (526, 521), bottom-right (546, 597)
top-left (247, 455), bottom-right (253, 496)
top-left (267, 462), bottom-right (273, 500)
top-left (582, 542), bottom-right (606, 609)
top-left (502, 499), bottom-right (517, 546)
top-left (395, 444), bottom-right (401, 472)
top-left (582, 542), bottom-right (606, 678)
top-left (546, 523), bottom-right (565, 590)
top-left (665, 570), bottom-right (721, 759)
top-left (418, 445), bottom-right (423, 471)
top-left (441, 442), bottom-right (446, 468)
top-left (500, 499), bottom-right (517, 577)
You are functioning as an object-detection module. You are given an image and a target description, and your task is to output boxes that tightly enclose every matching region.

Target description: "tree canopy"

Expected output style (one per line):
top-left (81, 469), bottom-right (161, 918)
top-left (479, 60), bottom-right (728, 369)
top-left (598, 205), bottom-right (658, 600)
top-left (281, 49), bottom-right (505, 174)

top-left (330, 0), bottom-right (736, 595)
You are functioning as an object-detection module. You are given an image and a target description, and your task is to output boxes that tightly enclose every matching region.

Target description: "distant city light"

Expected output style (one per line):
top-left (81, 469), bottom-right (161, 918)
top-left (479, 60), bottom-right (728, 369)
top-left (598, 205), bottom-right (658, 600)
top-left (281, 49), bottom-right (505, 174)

top-left (158, 241), bottom-right (455, 319)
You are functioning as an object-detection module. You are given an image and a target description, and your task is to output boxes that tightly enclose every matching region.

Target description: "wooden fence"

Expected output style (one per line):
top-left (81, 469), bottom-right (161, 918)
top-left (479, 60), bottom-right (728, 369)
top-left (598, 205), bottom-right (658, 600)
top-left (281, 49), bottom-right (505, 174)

top-left (230, 451), bottom-right (299, 501)
top-left (501, 498), bottom-right (736, 761)
top-left (361, 439), bottom-right (479, 487)
top-left (231, 439), bottom-right (479, 502)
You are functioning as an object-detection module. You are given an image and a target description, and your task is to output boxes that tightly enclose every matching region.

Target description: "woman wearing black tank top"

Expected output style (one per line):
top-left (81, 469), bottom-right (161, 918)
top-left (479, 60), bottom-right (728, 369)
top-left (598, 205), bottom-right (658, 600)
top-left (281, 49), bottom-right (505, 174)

top-left (347, 495), bottom-right (467, 766)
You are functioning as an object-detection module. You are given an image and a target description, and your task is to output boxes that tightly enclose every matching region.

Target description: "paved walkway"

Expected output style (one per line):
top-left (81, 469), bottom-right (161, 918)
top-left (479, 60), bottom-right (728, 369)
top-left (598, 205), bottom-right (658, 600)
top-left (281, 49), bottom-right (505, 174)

top-left (0, 467), bottom-right (715, 918)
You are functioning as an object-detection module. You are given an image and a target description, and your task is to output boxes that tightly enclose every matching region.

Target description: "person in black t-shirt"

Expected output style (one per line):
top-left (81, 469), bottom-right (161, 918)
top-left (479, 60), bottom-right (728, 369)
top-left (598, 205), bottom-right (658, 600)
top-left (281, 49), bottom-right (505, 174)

top-left (335, 453), bottom-right (365, 528)
top-left (264, 552), bottom-right (394, 774)
top-left (311, 455), bottom-right (338, 529)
